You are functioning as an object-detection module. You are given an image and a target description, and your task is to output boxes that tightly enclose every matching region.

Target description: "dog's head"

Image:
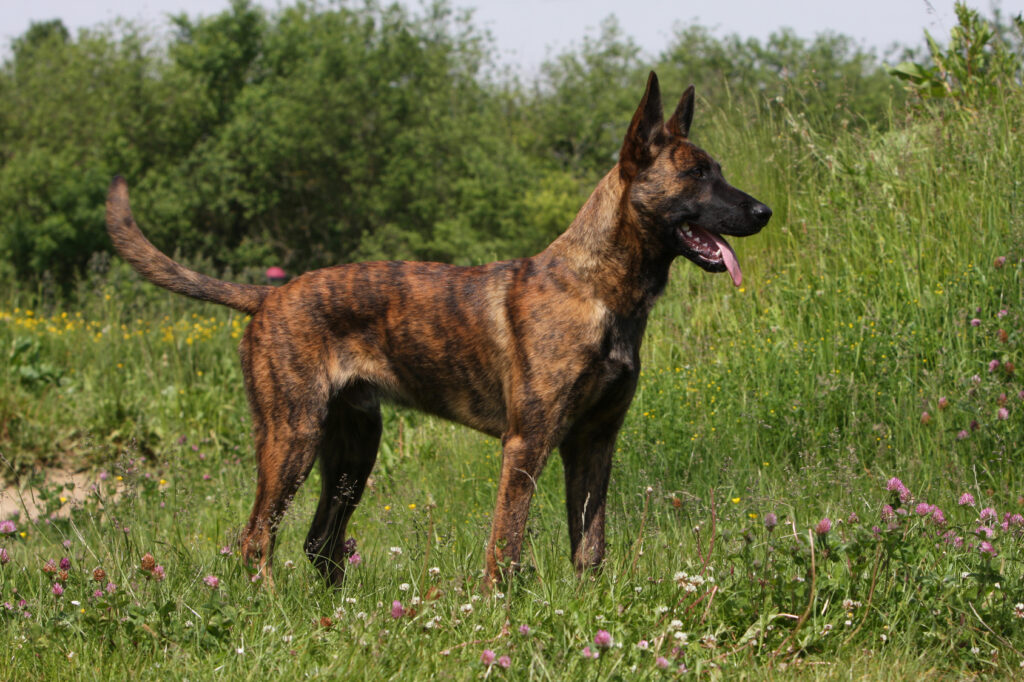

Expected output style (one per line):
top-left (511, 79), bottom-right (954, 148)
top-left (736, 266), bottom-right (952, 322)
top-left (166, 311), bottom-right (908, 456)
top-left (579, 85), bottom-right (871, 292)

top-left (619, 72), bottom-right (771, 287)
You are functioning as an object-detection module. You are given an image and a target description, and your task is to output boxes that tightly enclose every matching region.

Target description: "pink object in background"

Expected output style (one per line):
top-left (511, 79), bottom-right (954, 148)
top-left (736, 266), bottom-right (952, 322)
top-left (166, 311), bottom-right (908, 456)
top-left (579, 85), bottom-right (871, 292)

top-left (265, 266), bottom-right (287, 282)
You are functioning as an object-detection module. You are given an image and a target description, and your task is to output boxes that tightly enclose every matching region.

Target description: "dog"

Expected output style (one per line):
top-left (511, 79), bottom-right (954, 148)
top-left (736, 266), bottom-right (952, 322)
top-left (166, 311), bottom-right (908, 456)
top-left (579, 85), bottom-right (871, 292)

top-left (105, 72), bottom-right (771, 588)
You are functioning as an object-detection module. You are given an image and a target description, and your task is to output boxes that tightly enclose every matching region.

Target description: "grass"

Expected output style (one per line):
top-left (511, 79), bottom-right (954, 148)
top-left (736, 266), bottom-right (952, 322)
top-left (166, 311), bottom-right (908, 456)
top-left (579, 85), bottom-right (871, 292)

top-left (1, 88), bottom-right (1023, 678)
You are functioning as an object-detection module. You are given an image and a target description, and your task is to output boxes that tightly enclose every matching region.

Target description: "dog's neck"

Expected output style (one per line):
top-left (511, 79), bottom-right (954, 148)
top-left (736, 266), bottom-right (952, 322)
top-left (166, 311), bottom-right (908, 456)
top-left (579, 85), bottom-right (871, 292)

top-left (541, 167), bottom-right (673, 316)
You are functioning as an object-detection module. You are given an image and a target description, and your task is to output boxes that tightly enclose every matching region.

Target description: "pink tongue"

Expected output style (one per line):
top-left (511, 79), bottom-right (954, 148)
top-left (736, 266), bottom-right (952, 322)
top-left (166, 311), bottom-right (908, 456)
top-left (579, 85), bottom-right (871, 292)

top-left (707, 231), bottom-right (742, 287)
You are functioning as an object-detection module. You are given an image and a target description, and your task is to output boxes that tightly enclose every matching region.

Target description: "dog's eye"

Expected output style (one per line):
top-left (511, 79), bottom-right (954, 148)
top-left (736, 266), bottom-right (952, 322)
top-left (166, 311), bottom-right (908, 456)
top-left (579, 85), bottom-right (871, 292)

top-left (688, 168), bottom-right (705, 179)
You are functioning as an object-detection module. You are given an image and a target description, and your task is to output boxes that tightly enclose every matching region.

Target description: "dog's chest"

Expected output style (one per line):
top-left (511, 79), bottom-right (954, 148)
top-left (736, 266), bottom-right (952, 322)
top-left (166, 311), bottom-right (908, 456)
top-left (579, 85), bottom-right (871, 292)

top-left (578, 315), bottom-right (644, 403)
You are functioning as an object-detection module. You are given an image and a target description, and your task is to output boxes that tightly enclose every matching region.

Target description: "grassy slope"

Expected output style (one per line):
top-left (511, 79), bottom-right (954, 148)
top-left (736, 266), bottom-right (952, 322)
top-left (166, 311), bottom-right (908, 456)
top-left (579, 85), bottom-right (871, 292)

top-left (0, 95), bottom-right (1022, 678)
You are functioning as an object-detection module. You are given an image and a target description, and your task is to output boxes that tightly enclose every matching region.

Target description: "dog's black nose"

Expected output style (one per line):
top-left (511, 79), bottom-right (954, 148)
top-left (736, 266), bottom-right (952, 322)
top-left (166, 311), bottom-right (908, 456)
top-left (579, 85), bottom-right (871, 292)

top-left (751, 202), bottom-right (772, 227)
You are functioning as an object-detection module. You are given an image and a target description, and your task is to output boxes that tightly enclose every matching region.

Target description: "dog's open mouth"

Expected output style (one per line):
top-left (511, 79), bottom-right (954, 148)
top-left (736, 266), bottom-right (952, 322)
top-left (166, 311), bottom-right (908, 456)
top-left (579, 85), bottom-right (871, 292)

top-left (676, 225), bottom-right (742, 287)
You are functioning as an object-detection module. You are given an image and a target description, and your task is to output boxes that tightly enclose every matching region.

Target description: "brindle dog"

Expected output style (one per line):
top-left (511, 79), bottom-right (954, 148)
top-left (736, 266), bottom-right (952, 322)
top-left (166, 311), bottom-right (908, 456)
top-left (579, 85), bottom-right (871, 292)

top-left (106, 72), bottom-right (771, 588)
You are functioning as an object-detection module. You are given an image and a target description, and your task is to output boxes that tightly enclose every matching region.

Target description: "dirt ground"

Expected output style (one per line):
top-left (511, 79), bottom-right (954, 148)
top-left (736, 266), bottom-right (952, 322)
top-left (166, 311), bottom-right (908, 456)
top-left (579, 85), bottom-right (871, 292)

top-left (0, 467), bottom-right (98, 521)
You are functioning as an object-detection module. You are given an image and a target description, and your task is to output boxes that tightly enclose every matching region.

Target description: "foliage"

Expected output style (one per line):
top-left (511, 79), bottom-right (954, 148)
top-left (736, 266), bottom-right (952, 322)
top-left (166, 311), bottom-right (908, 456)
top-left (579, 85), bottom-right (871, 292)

top-left (891, 2), bottom-right (1024, 106)
top-left (0, 0), bottom-right (915, 290)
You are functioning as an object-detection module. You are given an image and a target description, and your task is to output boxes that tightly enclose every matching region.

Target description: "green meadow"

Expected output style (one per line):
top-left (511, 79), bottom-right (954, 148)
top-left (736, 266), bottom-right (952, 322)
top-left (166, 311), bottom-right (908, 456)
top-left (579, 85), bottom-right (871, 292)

top-left (1, 2), bottom-right (1023, 679)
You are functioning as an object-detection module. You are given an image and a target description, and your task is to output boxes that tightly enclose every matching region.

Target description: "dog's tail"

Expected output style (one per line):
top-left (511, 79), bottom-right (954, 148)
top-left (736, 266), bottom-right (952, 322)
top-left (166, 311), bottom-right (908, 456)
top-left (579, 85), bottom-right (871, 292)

top-left (105, 176), bottom-right (271, 315)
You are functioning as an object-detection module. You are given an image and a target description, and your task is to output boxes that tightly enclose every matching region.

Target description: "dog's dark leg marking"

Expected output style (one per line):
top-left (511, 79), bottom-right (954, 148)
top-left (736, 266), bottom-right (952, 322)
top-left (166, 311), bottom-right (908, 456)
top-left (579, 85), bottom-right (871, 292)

top-left (304, 387), bottom-right (381, 585)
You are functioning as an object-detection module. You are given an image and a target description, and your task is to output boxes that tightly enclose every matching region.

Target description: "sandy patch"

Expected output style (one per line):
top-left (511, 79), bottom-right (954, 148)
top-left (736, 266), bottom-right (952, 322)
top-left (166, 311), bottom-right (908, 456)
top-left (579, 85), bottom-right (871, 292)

top-left (0, 468), bottom-right (102, 521)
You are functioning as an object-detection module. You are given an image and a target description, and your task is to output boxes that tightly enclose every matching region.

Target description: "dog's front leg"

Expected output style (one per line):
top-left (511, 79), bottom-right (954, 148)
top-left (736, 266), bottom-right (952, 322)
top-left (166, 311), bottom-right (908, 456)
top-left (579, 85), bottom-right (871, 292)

top-left (559, 415), bottom-right (627, 574)
top-left (484, 432), bottom-right (550, 588)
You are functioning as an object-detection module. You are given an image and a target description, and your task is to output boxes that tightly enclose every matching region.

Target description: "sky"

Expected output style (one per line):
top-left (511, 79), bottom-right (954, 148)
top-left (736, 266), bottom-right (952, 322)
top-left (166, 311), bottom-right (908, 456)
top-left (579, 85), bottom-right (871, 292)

top-left (3, 0), bottom-right (1023, 72)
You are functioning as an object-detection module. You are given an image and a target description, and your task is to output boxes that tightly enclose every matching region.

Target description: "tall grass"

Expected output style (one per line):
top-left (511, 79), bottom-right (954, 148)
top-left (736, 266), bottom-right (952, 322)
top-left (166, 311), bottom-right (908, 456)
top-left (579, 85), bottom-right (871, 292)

top-left (1, 88), bottom-right (1022, 678)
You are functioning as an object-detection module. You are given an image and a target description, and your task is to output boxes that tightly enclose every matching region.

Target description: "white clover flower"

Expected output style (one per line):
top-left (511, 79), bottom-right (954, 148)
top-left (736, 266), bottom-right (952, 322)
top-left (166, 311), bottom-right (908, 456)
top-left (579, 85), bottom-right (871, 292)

top-left (263, 625), bottom-right (277, 633)
top-left (390, 547), bottom-right (403, 557)
top-left (399, 583), bottom-right (410, 592)
top-left (657, 605), bottom-right (670, 614)
top-left (411, 596), bottom-right (421, 606)
top-left (460, 603), bottom-right (473, 614)
top-left (554, 609), bottom-right (565, 616)
top-left (428, 566), bottom-right (440, 576)
top-left (1014, 603), bottom-right (1024, 618)
top-left (669, 619), bottom-right (683, 630)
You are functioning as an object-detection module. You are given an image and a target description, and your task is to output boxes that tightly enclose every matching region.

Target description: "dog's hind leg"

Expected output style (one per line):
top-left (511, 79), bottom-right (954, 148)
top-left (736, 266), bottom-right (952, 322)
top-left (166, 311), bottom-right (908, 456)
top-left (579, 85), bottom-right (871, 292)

top-left (237, 333), bottom-right (328, 587)
top-left (304, 386), bottom-right (381, 586)
top-left (239, 415), bottom-right (322, 587)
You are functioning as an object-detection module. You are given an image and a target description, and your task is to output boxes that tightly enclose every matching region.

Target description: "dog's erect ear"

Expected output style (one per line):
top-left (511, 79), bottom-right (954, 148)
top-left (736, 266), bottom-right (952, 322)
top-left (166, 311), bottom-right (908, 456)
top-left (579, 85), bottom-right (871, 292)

top-left (666, 85), bottom-right (695, 138)
top-left (619, 71), bottom-right (664, 180)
